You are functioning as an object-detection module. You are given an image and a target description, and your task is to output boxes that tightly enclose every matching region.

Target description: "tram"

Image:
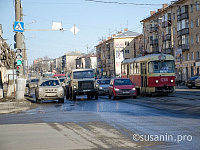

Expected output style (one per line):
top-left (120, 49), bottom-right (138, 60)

top-left (121, 54), bottom-right (176, 95)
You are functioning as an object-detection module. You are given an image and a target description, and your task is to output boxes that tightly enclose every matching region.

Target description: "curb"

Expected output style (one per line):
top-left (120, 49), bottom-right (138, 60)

top-left (0, 100), bottom-right (35, 114)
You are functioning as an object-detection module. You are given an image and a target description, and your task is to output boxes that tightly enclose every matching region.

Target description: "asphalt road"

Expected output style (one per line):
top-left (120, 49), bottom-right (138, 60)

top-left (0, 87), bottom-right (200, 150)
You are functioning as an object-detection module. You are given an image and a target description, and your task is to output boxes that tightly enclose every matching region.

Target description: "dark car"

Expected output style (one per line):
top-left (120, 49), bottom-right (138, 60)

top-left (185, 76), bottom-right (199, 88)
top-left (108, 78), bottom-right (137, 99)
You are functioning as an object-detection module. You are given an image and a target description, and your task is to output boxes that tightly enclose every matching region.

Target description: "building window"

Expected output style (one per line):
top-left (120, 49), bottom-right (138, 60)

top-left (196, 34), bottom-right (199, 43)
top-left (125, 41), bottom-right (129, 46)
top-left (182, 54), bottom-right (185, 61)
top-left (196, 18), bottom-right (199, 27)
top-left (173, 13), bottom-right (175, 20)
top-left (191, 4), bottom-right (193, 12)
top-left (191, 52), bottom-right (194, 60)
top-left (191, 20), bottom-right (193, 28)
top-left (191, 36), bottom-right (194, 44)
top-left (186, 53), bottom-right (189, 60)
top-left (196, 1), bottom-right (199, 11)
top-left (173, 27), bottom-right (176, 35)
top-left (197, 51), bottom-right (200, 59)
top-left (182, 35), bottom-right (189, 44)
top-left (177, 21), bottom-right (181, 31)
top-left (125, 50), bottom-right (129, 54)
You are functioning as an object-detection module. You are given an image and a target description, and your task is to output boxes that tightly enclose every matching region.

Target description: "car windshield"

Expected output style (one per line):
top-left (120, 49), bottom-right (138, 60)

top-left (59, 78), bottom-right (65, 83)
top-left (148, 60), bottom-right (175, 73)
top-left (97, 80), bottom-right (110, 84)
top-left (73, 71), bottom-right (94, 79)
top-left (31, 79), bottom-right (39, 82)
top-left (114, 79), bottom-right (133, 85)
top-left (40, 80), bottom-right (60, 86)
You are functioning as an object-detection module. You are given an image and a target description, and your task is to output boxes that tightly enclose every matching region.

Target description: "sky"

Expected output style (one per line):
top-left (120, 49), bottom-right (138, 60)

top-left (1, 0), bottom-right (173, 65)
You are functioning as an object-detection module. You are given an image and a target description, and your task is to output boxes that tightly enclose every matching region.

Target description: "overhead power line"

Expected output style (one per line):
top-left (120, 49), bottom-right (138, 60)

top-left (85, 0), bottom-right (163, 6)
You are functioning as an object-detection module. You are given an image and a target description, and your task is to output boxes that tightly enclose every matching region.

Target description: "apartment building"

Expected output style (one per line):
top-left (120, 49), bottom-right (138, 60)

top-left (141, 0), bottom-right (200, 81)
top-left (53, 57), bottom-right (62, 74)
top-left (96, 29), bottom-right (140, 77)
top-left (61, 51), bottom-right (85, 73)
top-left (75, 53), bottom-right (97, 69)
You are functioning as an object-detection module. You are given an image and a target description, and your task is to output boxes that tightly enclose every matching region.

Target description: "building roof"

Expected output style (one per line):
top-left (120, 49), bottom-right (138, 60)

top-left (115, 31), bottom-right (140, 38)
top-left (140, 0), bottom-right (185, 23)
top-left (64, 51), bottom-right (85, 56)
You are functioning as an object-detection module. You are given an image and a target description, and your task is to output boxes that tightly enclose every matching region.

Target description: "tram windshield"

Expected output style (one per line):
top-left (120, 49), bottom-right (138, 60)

top-left (148, 60), bottom-right (174, 73)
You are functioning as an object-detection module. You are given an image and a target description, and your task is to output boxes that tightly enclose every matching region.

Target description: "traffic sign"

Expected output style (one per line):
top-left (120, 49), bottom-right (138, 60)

top-left (14, 21), bottom-right (24, 32)
top-left (70, 24), bottom-right (79, 35)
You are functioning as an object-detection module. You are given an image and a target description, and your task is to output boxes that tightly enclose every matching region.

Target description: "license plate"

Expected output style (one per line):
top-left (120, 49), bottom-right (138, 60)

top-left (83, 89), bottom-right (90, 92)
top-left (46, 93), bottom-right (56, 97)
top-left (123, 92), bottom-right (129, 94)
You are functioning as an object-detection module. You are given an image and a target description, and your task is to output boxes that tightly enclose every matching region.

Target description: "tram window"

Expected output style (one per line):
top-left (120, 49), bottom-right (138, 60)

top-left (133, 63), bottom-right (136, 74)
top-left (130, 63), bottom-right (133, 74)
top-left (136, 63), bottom-right (140, 73)
top-left (148, 61), bottom-right (174, 73)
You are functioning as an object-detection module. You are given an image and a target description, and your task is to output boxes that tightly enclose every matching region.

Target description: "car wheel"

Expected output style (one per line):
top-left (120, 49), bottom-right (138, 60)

top-left (87, 94), bottom-right (91, 99)
top-left (108, 93), bottom-right (111, 99)
top-left (72, 93), bottom-right (76, 100)
top-left (59, 98), bottom-right (64, 103)
top-left (111, 92), bottom-right (116, 100)
top-left (66, 88), bottom-right (69, 99)
top-left (36, 97), bottom-right (41, 104)
top-left (95, 93), bottom-right (98, 99)
top-left (133, 96), bottom-right (137, 99)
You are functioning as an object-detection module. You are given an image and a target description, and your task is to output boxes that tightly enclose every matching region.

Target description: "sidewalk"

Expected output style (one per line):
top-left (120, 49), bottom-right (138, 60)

top-left (0, 97), bottom-right (36, 114)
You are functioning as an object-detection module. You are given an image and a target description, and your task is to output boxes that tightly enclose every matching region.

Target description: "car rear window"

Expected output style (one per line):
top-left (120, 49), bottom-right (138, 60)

top-left (114, 79), bottom-right (133, 85)
top-left (190, 76), bottom-right (198, 80)
top-left (97, 80), bottom-right (110, 84)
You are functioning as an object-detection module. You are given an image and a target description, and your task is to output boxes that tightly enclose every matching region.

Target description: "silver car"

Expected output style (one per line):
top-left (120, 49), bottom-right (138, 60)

top-left (97, 79), bottom-right (110, 95)
top-left (35, 78), bottom-right (64, 103)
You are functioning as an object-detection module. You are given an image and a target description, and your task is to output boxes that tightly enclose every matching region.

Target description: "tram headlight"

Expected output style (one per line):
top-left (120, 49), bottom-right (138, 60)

top-left (155, 80), bottom-right (159, 84)
top-left (170, 79), bottom-right (174, 83)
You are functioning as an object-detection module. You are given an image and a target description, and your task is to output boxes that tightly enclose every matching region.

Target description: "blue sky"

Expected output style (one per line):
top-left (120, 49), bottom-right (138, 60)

top-left (1, 0), bottom-right (172, 65)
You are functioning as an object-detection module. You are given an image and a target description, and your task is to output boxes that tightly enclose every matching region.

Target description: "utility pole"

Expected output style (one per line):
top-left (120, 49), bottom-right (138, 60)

top-left (15, 0), bottom-right (25, 100)
top-left (15, 0), bottom-right (23, 74)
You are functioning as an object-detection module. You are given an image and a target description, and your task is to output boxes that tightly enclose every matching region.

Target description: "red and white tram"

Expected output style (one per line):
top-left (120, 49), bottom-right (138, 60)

top-left (121, 54), bottom-right (176, 95)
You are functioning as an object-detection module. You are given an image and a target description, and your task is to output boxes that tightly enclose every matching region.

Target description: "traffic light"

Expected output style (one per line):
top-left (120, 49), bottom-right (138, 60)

top-left (16, 65), bottom-right (20, 76)
top-left (16, 48), bottom-right (22, 66)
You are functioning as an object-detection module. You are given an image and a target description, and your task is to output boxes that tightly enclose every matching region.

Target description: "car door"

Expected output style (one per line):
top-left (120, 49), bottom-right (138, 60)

top-left (108, 79), bottom-right (114, 95)
top-left (195, 76), bottom-right (200, 87)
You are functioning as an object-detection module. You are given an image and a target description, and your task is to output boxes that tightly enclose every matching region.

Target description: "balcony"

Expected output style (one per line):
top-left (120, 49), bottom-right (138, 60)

top-left (181, 13), bottom-right (189, 20)
top-left (164, 34), bottom-right (171, 41)
top-left (178, 30), bottom-right (182, 36)
top-left (106, 54), bottom-right (110, 59)
top-left (181, 28), bottom-right (189, 35)
top-left (106, 47), bottom-right (110, 51)
top-left (106, 59), bottom-right (111, 64)
top-left (177, 15), bottom-right (181, 21)
top-left (164, 48), bottom-right (173, 54)
top-left (162, 20), bottom-right (172, 28)
top-left (150, 26), bottom-right (158, 33)
top-left (182, 44), bottom-right (190, 51)
top-left (98, 65), bottom-right (102, 68)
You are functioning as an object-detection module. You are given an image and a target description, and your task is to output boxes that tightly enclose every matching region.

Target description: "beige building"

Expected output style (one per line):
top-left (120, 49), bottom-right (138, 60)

top-left (96, 29), bottom-right (140, 77)
top-left (140, 0), bottom-right (200, 81)
top-left (62, 51), bottom-right (85, 73)
top-left (75, 54), bottom-right (97, 70)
